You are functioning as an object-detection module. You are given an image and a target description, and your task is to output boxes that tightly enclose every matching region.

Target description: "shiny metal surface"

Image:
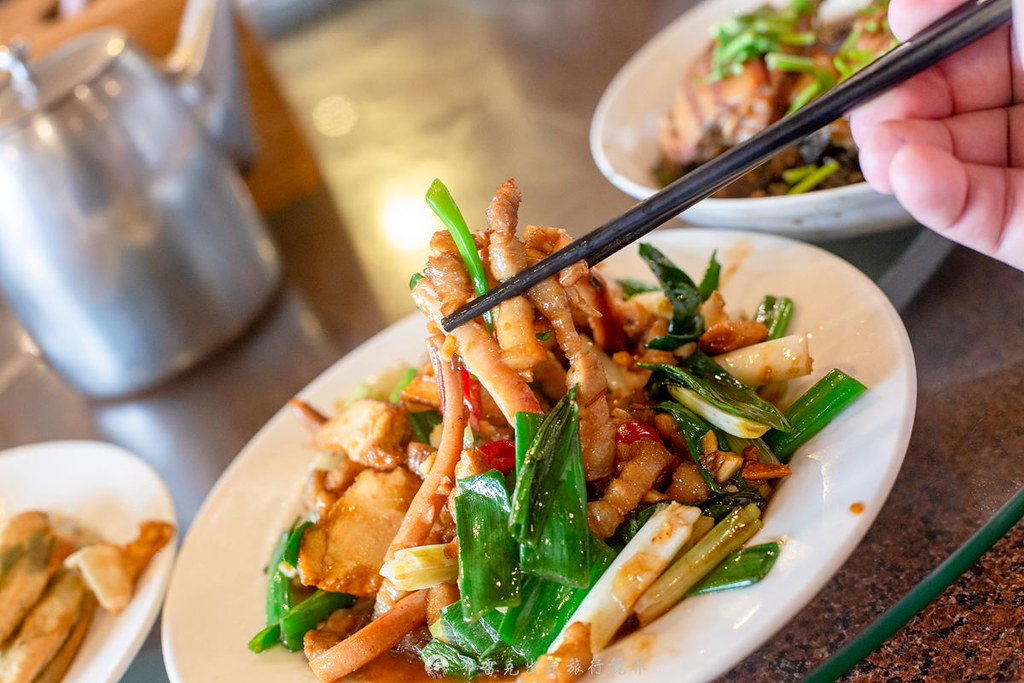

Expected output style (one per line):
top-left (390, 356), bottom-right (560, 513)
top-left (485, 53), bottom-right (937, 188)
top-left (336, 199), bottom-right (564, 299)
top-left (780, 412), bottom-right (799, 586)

top-left (1, 0), bottom-right (1023, 681)
top-left (0, 0), bottom-right (273, 396)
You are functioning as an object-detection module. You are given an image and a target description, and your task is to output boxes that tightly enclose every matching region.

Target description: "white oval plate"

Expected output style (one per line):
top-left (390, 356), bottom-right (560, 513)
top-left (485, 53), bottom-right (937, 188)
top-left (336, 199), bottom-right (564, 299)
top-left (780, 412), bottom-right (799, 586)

top-left (162, 229), bottom-right (915, 682)
top-left (0, 440), bottom-right (177, 683)
top-left (590, 0), bottom-right (915, 239)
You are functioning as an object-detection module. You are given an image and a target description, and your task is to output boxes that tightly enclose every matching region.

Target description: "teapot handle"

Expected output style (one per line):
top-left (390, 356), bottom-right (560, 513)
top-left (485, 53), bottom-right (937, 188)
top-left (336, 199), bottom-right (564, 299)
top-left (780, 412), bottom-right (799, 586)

top-left (0, 39), bottom-right (39, 108)
top-left (164, 0), bottom-right (258, 170)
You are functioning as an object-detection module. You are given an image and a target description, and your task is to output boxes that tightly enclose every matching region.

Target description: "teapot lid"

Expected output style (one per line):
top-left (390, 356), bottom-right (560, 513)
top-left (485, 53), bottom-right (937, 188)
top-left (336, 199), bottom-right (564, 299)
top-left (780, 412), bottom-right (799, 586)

top-left (0, 30), bottom-right (126, 130)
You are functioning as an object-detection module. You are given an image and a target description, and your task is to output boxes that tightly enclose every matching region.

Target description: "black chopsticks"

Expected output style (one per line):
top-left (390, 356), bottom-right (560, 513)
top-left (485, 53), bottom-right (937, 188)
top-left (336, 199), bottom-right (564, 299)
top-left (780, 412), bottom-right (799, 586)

top-left (441, 0), bottom-right (1011, 333)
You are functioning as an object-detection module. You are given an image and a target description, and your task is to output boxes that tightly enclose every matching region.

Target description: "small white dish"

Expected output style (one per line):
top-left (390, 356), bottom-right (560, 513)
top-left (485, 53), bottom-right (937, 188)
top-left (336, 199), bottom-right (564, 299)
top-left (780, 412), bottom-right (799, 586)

top-left (162, 228), bottom-right (915, 682)
top-left (590, 0), bottom-right (915, 239)
top-left (0, 440), bottom-right (177, 683)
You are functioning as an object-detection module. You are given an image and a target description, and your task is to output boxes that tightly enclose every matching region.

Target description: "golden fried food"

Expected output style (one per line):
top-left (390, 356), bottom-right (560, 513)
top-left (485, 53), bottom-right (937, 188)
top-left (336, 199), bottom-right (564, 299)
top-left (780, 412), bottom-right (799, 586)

top-left (0, 569), bottom-right (89, 683)
top-left (0, 512), bottom-right (76, 644)
top-left (0, 511), bottom-right (174, 683)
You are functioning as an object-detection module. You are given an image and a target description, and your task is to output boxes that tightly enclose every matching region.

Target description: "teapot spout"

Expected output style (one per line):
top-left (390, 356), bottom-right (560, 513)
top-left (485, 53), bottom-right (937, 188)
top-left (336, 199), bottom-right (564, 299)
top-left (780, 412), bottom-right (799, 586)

top-left (165, 0), bottom-right (258, 169)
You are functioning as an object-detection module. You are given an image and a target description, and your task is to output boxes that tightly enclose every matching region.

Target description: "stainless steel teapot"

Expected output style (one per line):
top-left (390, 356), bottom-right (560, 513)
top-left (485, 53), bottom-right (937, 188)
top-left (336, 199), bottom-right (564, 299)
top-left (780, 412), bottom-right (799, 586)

top-left (0, 0), bottom-right (281, 397)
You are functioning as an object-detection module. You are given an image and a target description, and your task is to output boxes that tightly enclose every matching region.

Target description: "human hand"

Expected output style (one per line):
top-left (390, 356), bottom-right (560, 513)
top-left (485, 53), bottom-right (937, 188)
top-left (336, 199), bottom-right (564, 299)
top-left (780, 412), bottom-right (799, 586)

top-left (849, 0), bottom-right (1024, 271)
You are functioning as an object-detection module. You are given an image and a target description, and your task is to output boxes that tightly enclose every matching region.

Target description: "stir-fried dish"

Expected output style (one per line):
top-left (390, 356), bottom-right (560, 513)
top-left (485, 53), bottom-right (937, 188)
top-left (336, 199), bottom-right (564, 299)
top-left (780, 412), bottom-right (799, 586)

top-left (249, 179), bottom-right (866, 681)
top-left (0, 511), bottom-right (173, 682)
top-left (656, 0), bottom-right (895, 196)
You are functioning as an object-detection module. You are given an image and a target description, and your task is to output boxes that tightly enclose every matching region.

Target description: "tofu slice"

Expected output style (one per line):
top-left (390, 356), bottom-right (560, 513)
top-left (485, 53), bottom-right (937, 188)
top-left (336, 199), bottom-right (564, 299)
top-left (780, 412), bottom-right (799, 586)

top-left (314, 398), bottom-right (411, 470)
top-left (298, 468), bottom-right (421, 596)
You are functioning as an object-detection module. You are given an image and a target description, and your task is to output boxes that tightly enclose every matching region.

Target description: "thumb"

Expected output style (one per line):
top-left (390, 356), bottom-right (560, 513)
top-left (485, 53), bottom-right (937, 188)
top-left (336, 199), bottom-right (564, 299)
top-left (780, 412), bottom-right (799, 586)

top-left (1016, 0), bottom-right (1024, 71)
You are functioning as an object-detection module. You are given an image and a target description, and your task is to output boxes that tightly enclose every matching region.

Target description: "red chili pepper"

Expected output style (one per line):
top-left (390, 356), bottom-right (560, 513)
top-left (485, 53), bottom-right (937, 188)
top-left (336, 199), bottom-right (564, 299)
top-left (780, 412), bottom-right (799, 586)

top-left (459, 363), bottom-right (482, 432)
top-left (479, 439), bottom-right (516, 475)
top-left (615, 420), bottom-right (664, 446)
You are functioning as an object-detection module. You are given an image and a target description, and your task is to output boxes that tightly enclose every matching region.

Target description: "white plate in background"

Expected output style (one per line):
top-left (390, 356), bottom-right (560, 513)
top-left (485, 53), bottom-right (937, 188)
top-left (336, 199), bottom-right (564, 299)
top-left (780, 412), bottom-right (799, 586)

top-left (0, 440), bottom-right (177, 683)
top-left (162, 228), bottom-right (915, 682)
top-left (590, 0), bottom-right (915, 239)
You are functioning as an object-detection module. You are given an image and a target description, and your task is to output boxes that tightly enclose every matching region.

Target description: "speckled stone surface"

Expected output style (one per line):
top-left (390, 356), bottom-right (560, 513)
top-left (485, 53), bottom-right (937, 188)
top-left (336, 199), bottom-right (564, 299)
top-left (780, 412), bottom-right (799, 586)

top-left (719, 245), bottom-right (1024, 682)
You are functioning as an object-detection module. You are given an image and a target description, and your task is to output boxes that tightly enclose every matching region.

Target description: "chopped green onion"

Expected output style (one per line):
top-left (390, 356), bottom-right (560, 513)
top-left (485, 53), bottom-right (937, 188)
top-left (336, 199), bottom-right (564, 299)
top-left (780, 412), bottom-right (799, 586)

top-left (535, 330), bottom-right (553, 341)
top-left (754, 295), bottom-right (794, 340)
top-left (388, 367), bottom-right (417, 403)
top-left (514, 410), bottom-right (589, 587)
top-left (633, 504), bottom-right (763, 624)
top-left (247, 624), bottom-right (280, 653)
top-left (781, 164), bottom-right (816, 185)
top-left (426, 603), bottom-right (527, 677)
top-left (765, 52), bottom-right (818, 73)
top-left (617, 277), bottom-right (660, 299)
top-left (379, 544), bottom-right (458, 590)
top-left (834, 56), bottom-right (854, 80)
top-left (697, 249), bottom-right (721, 301)
top-left (638, 243), bottom-right (708, 349)
top-left (454, 470), bottom-right (521, 620)
top-left (839, 29), bottom-right (862, 55)
top-left (786, 81), bottom-right (822, 115)
top-left (408, 409), bottom-right (442, 443)
top-left (280, 590), bottom-right (356, 651)
top-left (265, 521), bottom-right (296, 625)
top-left (698, 488), bottom-right (766, 522)
top-left (557, 503), bottom-right (702, 652)
top-left (763, 368), bottom-right (867, 462)
top-left (509, 388), bottom-right (579, 546)
top-left (421, 639), bottom-right (479, 680)
top-left (498, 535), bottom-right (616, 661)
top-left (778, 31), bottom-right (816, 46)
top-left (409, 272), bottom-right (424, 290)
top-left (643, 353), bottom-right (790, 432)
top-left (788, 158), bottom-right (839, 193)
top-left (652, 401), bottom-right (722, 493)
top-left (687, 541), bottom-right (780, 595)
top-left (425, 179), bottom-right (492, 330)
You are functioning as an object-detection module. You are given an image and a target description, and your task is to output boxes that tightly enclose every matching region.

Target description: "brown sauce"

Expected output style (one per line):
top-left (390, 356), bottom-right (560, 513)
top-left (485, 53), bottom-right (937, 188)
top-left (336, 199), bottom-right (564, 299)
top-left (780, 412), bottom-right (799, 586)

top-left (353, 651), bottom-right (515, 683)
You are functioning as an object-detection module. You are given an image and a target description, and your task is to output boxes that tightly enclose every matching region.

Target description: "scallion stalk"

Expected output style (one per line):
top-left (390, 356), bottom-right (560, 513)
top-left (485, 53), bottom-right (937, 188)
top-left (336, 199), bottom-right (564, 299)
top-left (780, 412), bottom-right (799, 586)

top-left (782, 164), bottom-right (816, 185)
top-left (763, 368), bottom-right (867, 462)
top-left (388, 367), bottom-right (417, 403)
top-left (754, 295), bottom-right (794, 340)
top-left (509, 389), bottom-right (579, 546)
top-left (652, 401), bottom-right (722, 493)
top-left (247, 624), bottom-right (280, 653)
top-left (788, 158), bottom-right (839, 193)
top-left (498, 534), bottom-right (616, 660)
top-left (454, 470), bottom-right (521, 620)
top-left (280, 590), bottom-right (356, 651)
top-left (786, 81), bottom-right (822, 115)
top-left (514, 410), bottom-right (589, 587)
top-left (425, 179), bottom-right (492, 330)
top-left (633, 503), bottom-right (763, 624)
top-left (407, 409), bottom-right (442, 444)
top-left (686, 541), bottom-right (780, 595)
top-left (643, 354), bottom-right (790, 432)
top-left (421, 639), bottom-right (480, 680)
top-left (765, 52), bottom-right (818, 73)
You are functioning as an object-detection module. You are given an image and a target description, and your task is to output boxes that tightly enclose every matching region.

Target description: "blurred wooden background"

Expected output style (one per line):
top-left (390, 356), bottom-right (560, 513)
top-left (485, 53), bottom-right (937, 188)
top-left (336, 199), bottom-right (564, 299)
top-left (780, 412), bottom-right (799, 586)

top-left (0, 0), bottom-right (324, 215)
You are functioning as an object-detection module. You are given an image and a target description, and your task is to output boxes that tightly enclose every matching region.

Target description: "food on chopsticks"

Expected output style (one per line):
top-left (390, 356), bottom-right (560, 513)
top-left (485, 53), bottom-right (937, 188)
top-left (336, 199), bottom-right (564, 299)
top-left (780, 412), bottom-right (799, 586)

top-left (249, 178), bottom-right (866, 681)
top-left (0, 510), bottom-right (173, 683)
top-left (656, 0), bottom-right (895, 196)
